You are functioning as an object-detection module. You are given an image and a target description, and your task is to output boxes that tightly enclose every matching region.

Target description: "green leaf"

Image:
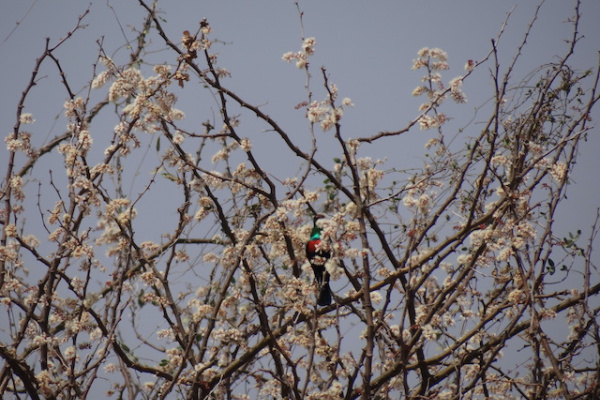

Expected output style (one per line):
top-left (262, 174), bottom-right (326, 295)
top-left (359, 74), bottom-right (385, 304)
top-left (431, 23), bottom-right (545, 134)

top-left (546, 258), bottom-right (555, 275)
top-left (137, 289), bottom-right (146, 307)
top-left (161, 172), bottom-right (177, 182)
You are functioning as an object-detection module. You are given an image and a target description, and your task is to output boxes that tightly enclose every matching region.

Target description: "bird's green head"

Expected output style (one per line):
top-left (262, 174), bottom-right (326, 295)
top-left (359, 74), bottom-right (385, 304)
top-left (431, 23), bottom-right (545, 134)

top-left (310, 214), bottom-right (325, 240)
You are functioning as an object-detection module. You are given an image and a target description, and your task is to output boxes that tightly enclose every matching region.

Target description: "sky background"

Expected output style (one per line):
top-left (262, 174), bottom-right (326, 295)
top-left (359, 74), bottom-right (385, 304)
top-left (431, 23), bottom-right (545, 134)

top-left (1, 0), bottom-right (599, 396)
top-left (1, 0), bottom-right (599, 250)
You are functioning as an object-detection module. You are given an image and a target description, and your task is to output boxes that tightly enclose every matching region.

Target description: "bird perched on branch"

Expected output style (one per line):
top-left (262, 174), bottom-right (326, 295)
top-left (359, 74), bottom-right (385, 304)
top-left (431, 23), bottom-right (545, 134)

top-left (306, 214), bottom-right (332, 306)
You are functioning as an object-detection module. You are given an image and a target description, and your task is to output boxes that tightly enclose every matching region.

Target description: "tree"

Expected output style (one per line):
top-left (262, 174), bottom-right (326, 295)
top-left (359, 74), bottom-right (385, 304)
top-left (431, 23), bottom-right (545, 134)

top-left (1, 1), bottom-right (599, 399)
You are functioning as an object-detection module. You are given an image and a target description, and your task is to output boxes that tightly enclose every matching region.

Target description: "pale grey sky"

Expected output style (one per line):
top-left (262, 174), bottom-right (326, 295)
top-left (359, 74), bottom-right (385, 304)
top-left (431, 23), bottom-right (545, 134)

top-left (2, 0), bottom-right (599, 246)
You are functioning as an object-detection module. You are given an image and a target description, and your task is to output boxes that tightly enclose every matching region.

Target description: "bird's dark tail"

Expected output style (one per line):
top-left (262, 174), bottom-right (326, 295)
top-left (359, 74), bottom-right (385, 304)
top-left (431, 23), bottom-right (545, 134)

top-left (311, 264), bottom-right (332, 306)
top-left (317, 282), bottom-right (332, 306)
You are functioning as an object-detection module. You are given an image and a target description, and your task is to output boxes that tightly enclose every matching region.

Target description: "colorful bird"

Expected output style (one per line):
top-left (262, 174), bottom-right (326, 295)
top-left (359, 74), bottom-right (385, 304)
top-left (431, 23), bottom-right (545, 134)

top-left (306, 214), bottom-right (332, 306)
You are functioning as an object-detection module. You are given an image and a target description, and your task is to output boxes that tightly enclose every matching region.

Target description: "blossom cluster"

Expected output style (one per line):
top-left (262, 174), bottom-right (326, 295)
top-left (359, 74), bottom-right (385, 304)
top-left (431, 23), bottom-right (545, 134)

top-left (93, 59), bottom-right (187, 157)
top-left (282, 37), bottom-right (316, 69)
top-left (282, 37), bottom-right (354, 131)
top-left (6, 113), bottom-right (37, 158)
top-left (411, 47), bottom-right (468, 130)
top-left (305, 92), bottom-right (354, 132)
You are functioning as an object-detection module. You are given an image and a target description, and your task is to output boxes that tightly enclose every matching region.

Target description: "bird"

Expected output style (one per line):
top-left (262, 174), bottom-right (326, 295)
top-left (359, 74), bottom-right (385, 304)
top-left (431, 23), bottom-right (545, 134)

top-left (305, 214), bottom-right (332, 306)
